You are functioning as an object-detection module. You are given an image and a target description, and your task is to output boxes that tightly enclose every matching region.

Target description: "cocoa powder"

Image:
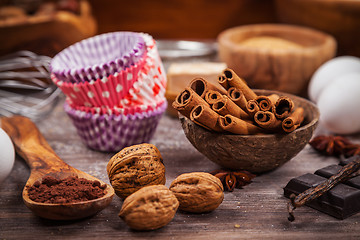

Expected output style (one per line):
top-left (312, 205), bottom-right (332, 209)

top-left (27, 176), bottom-right (107, 204)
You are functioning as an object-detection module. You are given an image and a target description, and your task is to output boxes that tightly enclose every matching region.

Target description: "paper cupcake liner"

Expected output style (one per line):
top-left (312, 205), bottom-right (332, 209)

top-left (51, 32), bottom-right (146, 83)
top-left (64, 100), bottom-right (167, 152)
top-left (116, 33), bottom-right (167, 108)
top-left (52, 56), bottom-right (146, 108)
top-left (66, 97), bottom-right (166, 116)
top-left (53, 33), bottom-right (167, 108)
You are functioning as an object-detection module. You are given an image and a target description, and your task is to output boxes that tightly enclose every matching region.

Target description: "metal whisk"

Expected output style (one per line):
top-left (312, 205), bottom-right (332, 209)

top-left (0, 51), bottom-right (61, 120)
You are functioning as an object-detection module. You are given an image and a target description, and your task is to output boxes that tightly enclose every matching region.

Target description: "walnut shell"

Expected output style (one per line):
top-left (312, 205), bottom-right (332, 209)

top-left (169, 172), bottom-right (224, 213)
top-left (107, 143), bottom-right (166, 199)
top-left (119, 185), bottom-right (179, 231)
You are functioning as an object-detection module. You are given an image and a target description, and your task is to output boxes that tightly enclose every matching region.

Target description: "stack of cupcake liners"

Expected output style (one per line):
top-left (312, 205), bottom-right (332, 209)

top-left (51, 32), bottom-right (167, 152)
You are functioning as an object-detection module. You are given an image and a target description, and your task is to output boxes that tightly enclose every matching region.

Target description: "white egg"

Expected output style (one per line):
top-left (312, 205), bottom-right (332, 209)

top-left (317, 72), bottom-right (360, 134)
top-left (0, 128), bottom-right (15, 184)
top-left (308, 56), bottom-right (360, 103)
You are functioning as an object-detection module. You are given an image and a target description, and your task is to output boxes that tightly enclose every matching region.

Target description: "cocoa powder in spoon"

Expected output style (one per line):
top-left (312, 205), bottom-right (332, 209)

top-left (27, 176), bottom-right (106, 204)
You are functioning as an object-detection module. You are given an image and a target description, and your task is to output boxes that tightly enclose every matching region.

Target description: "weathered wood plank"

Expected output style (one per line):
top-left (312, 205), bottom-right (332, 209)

top-left (1, 96), bottom-right (360, 239)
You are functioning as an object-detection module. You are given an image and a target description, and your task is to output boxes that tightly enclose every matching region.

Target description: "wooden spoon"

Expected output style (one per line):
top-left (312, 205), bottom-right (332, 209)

top-left (0, 115), bottom-right (115, 220)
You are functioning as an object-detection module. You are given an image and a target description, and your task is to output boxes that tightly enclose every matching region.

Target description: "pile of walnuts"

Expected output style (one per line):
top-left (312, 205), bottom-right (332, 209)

top-left (107, 143), bottom-right (224, 231)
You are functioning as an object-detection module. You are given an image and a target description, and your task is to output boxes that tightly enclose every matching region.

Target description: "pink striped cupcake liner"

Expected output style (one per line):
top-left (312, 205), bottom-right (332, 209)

top-left (116, 33), bottom-right (167, 108)
top-left (51, 56), bottom-right (146, 108)
top-left (64, 100), bottom-right (167, 152)
top-left (51, 32), bottom-right (146, 83)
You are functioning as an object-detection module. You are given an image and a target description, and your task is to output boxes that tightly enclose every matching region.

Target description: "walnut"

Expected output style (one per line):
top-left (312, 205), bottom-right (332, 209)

top-left (169, 172), bottom-right (224, 213)
top-left (107, 143), bottom-right (166, 199)
top-left (119, 185), bottom-right (179, 230)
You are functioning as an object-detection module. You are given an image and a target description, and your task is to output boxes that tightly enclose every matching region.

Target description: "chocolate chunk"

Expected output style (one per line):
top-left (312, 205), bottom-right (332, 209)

top-left (347, 176), bottom-right (360, 189)
top-left (284, 159), bottom-right (360, 219)
top-left (340, 155), bottom-right (359, 166)
top-left (315, 164), bottom-right (360, 189)
top-left (284, 173), bottom-right (325, 197)
top-left (315, 165), bottom-right (342, 178)
top-left (284, 173), bottom-right (329, 208)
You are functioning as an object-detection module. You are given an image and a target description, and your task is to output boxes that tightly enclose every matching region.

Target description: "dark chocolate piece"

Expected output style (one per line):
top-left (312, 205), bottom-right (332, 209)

top-left (347, 176), bottom-right (360, 189)
top-left (340, 155), bottom-right (359, 166)
top-left (315, 164), bottom-right (360, 189)
top-left (284, 159), bottom-right (360, 219)
top-left (284, 173), bottom-right (324, 196)
top-left (315, 165), bottom-right (342, 178)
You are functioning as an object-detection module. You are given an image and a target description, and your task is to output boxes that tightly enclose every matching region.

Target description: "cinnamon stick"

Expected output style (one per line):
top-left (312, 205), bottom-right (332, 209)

top-left (212, 95), bottom-right (250, 119)
top-left (218, 74), bottom-right (229, 90)
top-left (227, 87), bottom-right (247, 110)
top-left (254, 94), bottom-right (279, 112)
top-left (190, 104), bottom-right (223, 132)
top-left (189, 77), bottom-right (226, 98)
top-left (254, 111), bottom-right (282, 131)
top-left (275, 96), bottom-right (294, 119)
top-left (219, 115), bottom-right (262, 135)
top-left (282, 107), bottom-right (304, 133)
top-left (245, 99), bottom-right (260, 118)
top-left (222, 68), bottom-right (257, 101)
top-left (205, 90), bottom-right (224, 106)
top-left (172, 87), bottom-right (209, 119)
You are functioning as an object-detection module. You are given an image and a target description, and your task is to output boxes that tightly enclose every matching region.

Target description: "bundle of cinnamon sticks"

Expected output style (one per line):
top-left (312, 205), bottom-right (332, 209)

top-left (172, 68), bottom-right (304, 135)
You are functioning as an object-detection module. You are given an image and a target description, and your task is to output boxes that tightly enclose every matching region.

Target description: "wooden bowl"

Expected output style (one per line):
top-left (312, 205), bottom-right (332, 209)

top-left (179, 89), bottom-right (319, 173)
top-left (217, 24), bottom-right (336, 95)
top-left (275, 0), bottom-right (360, 58)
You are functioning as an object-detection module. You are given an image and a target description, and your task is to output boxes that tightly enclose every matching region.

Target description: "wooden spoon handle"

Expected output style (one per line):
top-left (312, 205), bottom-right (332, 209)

top-left (1, 115), bottom-right (69, 172)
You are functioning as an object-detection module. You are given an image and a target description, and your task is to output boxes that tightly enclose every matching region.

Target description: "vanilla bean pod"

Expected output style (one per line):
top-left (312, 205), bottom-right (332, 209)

top-left (287, 155), bottom-right (360, 222)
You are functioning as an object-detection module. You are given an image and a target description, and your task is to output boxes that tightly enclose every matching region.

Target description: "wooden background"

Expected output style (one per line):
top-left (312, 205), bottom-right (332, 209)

top-left (2, 0), bottom-right (360, 57)
top-left (88, 0), bottom-right (360, 57)
top-left (88, 0), bottom-right (277, 40)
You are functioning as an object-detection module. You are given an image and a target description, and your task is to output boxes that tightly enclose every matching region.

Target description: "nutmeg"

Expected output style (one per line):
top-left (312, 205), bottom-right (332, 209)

top-left (119, 185), bottom-right (179, 231)
top-left (106, 143), bottom-right (166, 199)
top-left (169, 172), bottom-right (224, 213)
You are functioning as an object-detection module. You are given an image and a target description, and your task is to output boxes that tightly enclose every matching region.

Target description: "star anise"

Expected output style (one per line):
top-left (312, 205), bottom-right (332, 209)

top-left (210, 169), bottom-right (255, 192)
top-left (343, 144), bottom-right (360, 158)
top-left (309, 135), bottom-right (352, 156)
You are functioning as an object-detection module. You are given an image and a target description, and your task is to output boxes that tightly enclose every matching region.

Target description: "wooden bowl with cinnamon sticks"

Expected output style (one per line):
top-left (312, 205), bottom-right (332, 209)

top-left (174, 68), bottom-right (319, 173)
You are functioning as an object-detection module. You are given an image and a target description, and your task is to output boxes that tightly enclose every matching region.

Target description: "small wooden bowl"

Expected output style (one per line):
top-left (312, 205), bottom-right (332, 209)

top-left (180, 89), bottom-right (319, 173)
top-left (217, 24), bottom-right (336, 95)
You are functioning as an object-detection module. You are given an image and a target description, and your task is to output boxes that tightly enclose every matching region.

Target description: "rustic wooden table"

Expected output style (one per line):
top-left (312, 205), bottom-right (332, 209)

top-left (1, 95), bottom-right (360, 240)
